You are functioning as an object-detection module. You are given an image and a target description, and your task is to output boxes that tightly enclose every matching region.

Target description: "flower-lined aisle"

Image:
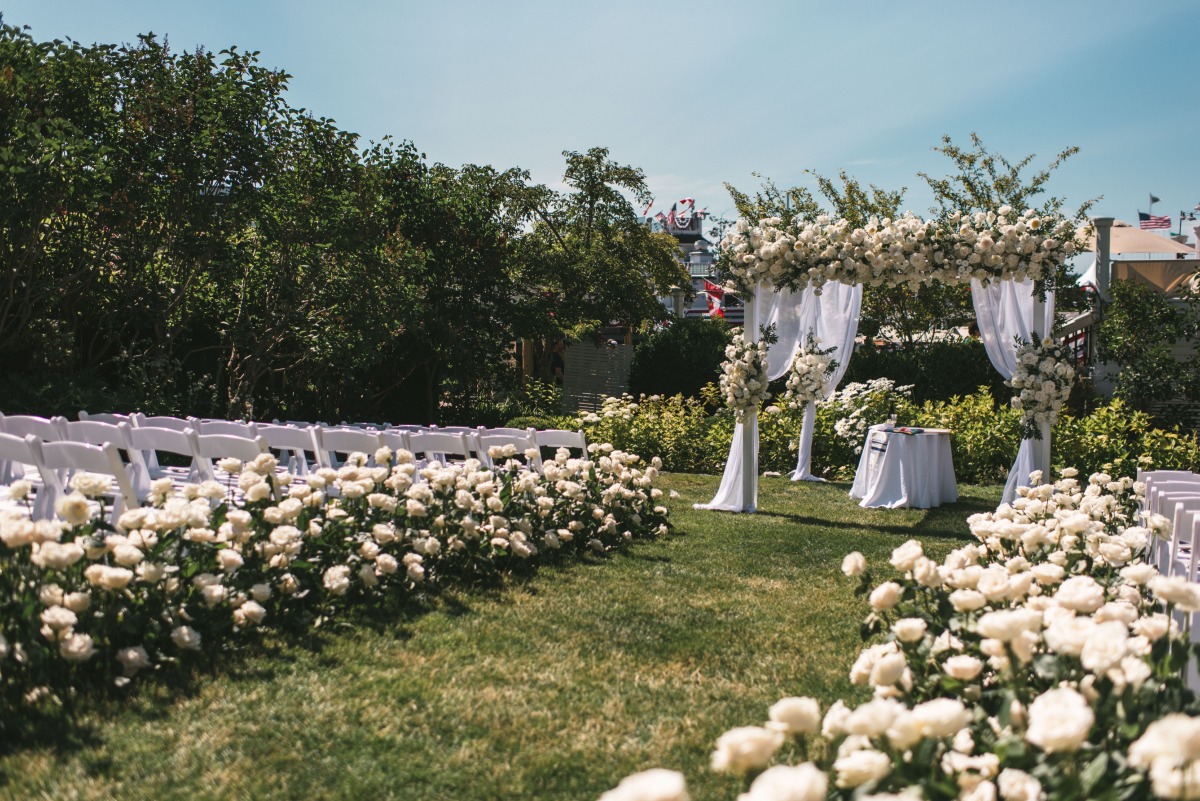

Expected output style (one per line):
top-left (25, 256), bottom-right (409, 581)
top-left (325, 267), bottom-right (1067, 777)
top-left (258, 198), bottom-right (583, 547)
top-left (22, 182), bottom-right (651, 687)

top-left (0, 444), bottom-right (671, 719)
top-left (602, 470), bottom-right (1200, 801)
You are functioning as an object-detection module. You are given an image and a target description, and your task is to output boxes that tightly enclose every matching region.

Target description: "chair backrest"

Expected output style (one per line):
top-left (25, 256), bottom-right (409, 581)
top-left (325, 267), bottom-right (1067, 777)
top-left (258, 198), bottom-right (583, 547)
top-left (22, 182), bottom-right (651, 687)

top-left (197, 419), bottom-right (258, 438)
top-left (378, 429), bottom-right (412, 456)
top-left (312, 427), bottom-right (385, 469)
top-left (59, 419), bottom-right (134, 449)
top-left (1150, 482), bottom-right (1200, 516)
top-left (0, 432), bottom-right (51, 518)
top-left (405, 430), bottom-right (475, 465)
top-left (132, 413), bottom-right (198, 432)
top-left (478, 430), bottom-right (542, 471)
top-left (0, 413), bottom-right (66, 441)
top-left (479, 426), bottom-right (536, 439)
top-left (38, 440), bottom-right (139, 521)
top-left (192, 433), bottom-right (270, 463)
top-left (257, 424), bottom-right (320, 476)
top-left (78, 411), bottom-right (131, 425)
top-left (125, 425), bottom-right (201, 496)
top-left (533, 428), bottom-right (588, 453)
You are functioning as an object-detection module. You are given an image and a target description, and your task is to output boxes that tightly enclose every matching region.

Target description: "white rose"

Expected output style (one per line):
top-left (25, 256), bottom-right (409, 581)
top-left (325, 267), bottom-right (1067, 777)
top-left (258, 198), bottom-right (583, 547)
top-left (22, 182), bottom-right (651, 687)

top-left (911, 698), bottom-right (972, 739)
top-left (323, 565), bottom-right (352, 596)
top-left (598, 768), bottom-right (689, 801)
top-left (846, 698), bottom-right (905, 737)
top-left (890, 540), bottom-right (924, 572)
top-left (116, 645), bottom-right (151, 676)
top-left (710, 726), bottom-right (784, 774)
top-left (57, 492), bottom-right (92, 527)
top-left (869, 582), bottom-right (902, 612)
top-left (216, 548), bottom-right (244, 573)
top-left (1079, 620), bottom-right (1129, 674)
top-left (59, 632), bottom-right (97, 662)
top-left (767, 696), bottom-right (821, 736)
top-left (950, 589), bottom-right (987, 612)
top-left (171, 625), bottom-right (203, 651)
top-left (233, 600), bottom-right (267, 627)
top-left (1054, 576), bottom-right (1105, 613)
top-left (834, 749), bottom-right (891, 789)
top-left (1150, 576), bottom-right (1200, 612)
top-left (738, 763), bottom-right (827, 801)
top-left (1024, 687), bottom-right (1093, 753)
top-left (974, 609), bottom-right (1041, 642)
top-left (892, 618), bottom-right (927, 643)
top-left (943, 654), bottom-right (983, 681)
top-left (842, 551), bottom-right (866, 577)
top-left (1043, 616), bottom-right (1095, 658)
top-left (998, 769), bottom-right (1043, 801)
top-left (1128, 714), bottom-right (1200, 770)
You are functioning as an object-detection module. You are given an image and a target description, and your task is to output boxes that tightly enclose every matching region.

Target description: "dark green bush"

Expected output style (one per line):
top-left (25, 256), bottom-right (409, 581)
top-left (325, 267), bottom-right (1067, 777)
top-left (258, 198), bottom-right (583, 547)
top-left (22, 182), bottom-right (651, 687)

top-left (628, 318), bottom-right (730, 400)
top-left (842, 339), bottom-right (1009, 404)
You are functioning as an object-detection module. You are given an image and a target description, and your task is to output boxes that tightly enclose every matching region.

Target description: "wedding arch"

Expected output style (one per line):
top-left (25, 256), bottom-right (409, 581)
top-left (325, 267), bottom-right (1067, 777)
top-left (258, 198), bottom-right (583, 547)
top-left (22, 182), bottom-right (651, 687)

top-left (695, 208), bottom-right (1080, 513)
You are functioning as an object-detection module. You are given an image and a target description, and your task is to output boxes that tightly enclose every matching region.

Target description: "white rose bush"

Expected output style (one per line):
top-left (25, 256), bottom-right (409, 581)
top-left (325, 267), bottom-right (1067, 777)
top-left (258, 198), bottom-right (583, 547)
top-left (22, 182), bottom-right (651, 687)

top-left (600, 469), bottom-right (1200, 801)
top-left (720, 326), bottom-right (775, 421)
top-left (718, 207), bottom-right (1077, 295)
top-left (1009, 337), bottom-right (1076, 439)
top-left (0, 443), bottom-right (672, 719)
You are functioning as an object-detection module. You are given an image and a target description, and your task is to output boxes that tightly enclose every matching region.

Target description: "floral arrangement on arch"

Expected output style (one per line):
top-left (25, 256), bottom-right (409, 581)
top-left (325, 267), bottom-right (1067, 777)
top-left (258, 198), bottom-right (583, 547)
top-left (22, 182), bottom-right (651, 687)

top-left (718, 206), bottom-right (1078, 294)
top-left (601, 469), bottom-right (1200, 801)
top-left (783, 335), bottom-right (839, 409)
top-left (720, 325), bottom-right (775, 421)
top-left (1010, 335), bottom-right (1076, 439)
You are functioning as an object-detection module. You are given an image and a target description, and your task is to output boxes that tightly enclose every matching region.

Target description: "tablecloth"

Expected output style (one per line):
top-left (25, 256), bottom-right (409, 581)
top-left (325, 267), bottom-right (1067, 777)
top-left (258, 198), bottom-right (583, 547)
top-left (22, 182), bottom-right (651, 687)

top-left (849, 426), bottom-right (957, 509)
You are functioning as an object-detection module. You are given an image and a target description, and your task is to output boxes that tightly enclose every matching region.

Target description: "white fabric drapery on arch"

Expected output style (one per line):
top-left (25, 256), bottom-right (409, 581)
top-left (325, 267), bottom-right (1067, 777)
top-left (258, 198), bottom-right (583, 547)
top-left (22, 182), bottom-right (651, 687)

top-left (789, 281), bottom-right (862, 482)
top-left (970, 277), bottom-right (1056, 504)
top-left (695, 280), bottom-right (861, 512)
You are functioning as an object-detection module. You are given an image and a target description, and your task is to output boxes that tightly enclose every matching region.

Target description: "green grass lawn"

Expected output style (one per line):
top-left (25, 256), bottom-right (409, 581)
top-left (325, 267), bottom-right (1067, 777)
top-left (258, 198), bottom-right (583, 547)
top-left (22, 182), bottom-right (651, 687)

top-left (0, 475), bottom-right (1002, 801)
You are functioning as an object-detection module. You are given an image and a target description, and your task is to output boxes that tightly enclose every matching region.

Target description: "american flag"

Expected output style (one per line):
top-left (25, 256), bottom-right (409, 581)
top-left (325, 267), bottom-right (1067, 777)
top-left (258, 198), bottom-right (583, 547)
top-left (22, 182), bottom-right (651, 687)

top-left (1139, 212), bottom-right (1172, 230)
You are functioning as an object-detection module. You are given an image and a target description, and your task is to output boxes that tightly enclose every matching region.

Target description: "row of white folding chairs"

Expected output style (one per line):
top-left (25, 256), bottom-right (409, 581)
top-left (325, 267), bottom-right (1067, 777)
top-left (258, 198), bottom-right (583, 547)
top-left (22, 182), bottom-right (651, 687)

top-left (0, 423), bottom-right (276, 522)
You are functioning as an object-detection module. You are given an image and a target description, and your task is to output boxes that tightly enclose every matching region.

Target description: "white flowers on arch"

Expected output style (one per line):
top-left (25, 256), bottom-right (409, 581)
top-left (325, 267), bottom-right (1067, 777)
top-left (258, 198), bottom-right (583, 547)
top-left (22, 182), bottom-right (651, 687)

top-left (720, 207), bottom-right (1077, 294)
top-left (1010, 336), bottom-right (1076, 440)
top-left (719, 327), bottom-right (774, 421)
top-left (700, 207), bottom-right (1079, 513)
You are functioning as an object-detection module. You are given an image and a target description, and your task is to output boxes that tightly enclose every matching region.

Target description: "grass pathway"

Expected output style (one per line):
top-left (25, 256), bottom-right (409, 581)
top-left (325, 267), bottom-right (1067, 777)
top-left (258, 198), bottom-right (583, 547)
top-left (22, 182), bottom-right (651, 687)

top-left (0, 475), bottom-right (1001, 801)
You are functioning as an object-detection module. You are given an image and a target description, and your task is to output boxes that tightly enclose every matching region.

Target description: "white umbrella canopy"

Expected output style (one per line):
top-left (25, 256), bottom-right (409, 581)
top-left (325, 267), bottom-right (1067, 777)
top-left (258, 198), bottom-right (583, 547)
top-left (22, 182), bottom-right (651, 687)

top-left (1078, 220), bottom-right (1196, 254)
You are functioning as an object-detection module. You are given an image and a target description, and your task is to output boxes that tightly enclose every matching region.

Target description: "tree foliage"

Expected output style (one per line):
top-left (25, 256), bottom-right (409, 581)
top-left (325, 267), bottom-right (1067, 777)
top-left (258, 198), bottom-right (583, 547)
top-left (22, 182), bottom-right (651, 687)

top-left (0, 22), bottom-right (681, 422)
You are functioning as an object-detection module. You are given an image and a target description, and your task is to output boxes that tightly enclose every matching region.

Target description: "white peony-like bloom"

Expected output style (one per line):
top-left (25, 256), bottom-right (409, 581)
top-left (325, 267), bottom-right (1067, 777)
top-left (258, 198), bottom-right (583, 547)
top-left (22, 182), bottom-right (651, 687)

top-left (737, 763), bottom-right (827, 801)
top-left (1053, 575), bottom-right (1105, 613)
top-left (842, 551), bottom-right (866, 577)
top-left (59, 632), bottom-right (97, 662)
top-left (869, 582), bottom-right (902, 611)
top-left (767, 696), bottom-right (821, 736)
top-left (598, 768), bottom-right (689, 801)
top-left (710, 726), bottom-right (785, 774)
top-left (892, 618), bottom-right (927, 643)
top-left (323, 565), bottom-right (352, 596)
top-left (997, 769), bottom-right (1044, 801)
top-left (1025, 687), bottom-right (1093, 753)
top-left (116, 646), bottom-right (151, 676)
top-left (943, 654), bottom-right (983, 681)
top-left (890, 540), bottom-right (924, 572)
top-left (910, 698), bottom-right (972, 738)
top-left (834, 748), bottom-right (891, 789)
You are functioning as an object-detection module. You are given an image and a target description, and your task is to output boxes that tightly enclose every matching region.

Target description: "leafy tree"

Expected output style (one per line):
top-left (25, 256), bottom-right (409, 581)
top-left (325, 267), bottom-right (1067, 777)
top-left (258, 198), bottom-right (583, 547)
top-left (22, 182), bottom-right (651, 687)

top-left (629, 317), bottom-right (730, 400)
top-left (1098, 280), bottom-right (1200, 424)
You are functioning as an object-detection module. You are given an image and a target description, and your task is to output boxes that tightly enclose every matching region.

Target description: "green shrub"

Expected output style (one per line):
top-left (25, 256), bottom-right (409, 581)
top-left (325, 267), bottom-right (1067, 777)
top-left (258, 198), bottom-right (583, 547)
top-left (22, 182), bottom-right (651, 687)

top-left (628, 318), bottom-right (730, 401)
top-left (842, 339), bottom-right (1009, 404)
top-left (910, 388), bottom-right (1022, 484)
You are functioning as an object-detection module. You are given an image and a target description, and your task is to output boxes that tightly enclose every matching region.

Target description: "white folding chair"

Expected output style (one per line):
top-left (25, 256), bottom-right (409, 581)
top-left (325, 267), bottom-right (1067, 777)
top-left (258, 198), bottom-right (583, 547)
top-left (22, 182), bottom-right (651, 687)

top-left (191, 433), bottom-right (271, 479)
top-left (405, 430), bottom-right (475, 468)
top-left (1144, 472), bottom-right (1200, 513)
top-left (0, 432), bottom-right (51, 519)
top-left (312, 427), bottom-right (384, 470)
top-left (197, 419), bottom-right (258, 438)
top-left (257, 424), bottom-right (320, 477)
top-left (39, 440), bottom-right (140, 523)
top-left (532, 428), bottom-right (588, 455)
top-left (0, 413), bottom-right (66, 441)
top-left (1150, 481), bottom-right (1200, 518)
top-left (379, 429), bottom-right (413, 457)
top-left (125, 426), bottom-right (204, 498)
top-left (131, 413), bottom-right (199, 432)
top-left (478, 429), bottom-right (542, 471)
top-left (0, 413), bottom-right (64, 482)
top-left (1166, 498), bottom-right (1200, 577)
top-left (78, 411), bottom-right (131, 425)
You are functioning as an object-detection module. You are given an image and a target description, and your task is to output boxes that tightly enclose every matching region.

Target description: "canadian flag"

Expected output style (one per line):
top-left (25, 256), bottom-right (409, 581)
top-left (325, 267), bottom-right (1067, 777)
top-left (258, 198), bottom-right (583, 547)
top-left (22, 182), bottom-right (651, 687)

top-left (706, 292), bottom-right (724, 318)
top-left (703, 279), bottom-right (724, 299)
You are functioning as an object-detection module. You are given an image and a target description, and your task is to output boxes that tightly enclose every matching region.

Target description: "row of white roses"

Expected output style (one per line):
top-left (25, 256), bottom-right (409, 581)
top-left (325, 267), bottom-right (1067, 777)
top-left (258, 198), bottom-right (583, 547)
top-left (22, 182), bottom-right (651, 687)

top-left (0, 443), bottom-right (672, 713)
top-left (1009, 337), bottom-right (1076, 440)
top-left (783, 341), bottom-right (838, 409)
top-left (599, 468), bottom-right (1200, 801)
top-left (719, 207), bottom-right (1078, 293)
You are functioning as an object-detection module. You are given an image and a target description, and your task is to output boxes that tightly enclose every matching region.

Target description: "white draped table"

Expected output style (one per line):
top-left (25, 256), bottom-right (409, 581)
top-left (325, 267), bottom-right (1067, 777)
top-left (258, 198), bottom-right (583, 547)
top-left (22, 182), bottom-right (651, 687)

top-left (849, 426), bottom-right (958, 509)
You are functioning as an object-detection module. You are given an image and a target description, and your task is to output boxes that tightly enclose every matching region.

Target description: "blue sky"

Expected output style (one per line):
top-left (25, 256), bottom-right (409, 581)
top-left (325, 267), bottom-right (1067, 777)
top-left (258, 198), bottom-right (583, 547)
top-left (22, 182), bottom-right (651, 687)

top-left (5, 0), bottom-right (1198, 234)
